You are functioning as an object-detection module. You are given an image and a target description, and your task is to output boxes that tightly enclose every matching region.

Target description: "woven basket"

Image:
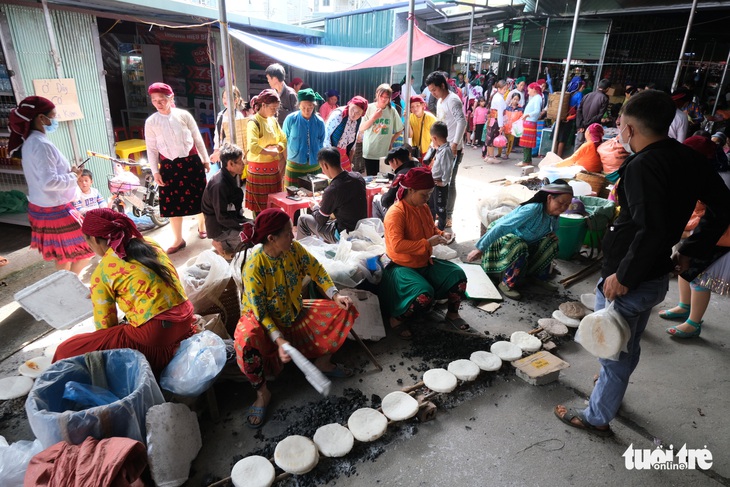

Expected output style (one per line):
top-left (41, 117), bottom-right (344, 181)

top-left (575, 171), bottom-right (609, 198)
top-left (198, 277), bottom-right (241, 337)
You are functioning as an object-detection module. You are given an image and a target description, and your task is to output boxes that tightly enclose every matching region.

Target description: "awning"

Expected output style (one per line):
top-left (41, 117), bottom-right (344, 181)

top-left (229, 27), bottom-right (453, 73)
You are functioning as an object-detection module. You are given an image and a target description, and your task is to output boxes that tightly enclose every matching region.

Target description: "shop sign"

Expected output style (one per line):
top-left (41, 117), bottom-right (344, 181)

top-left (32, 78), bottom-right (83, 121)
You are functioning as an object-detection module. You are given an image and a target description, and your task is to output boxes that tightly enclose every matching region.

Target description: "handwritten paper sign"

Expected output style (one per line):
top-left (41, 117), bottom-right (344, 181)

top-left (32, 78), bottom-right (84, 121)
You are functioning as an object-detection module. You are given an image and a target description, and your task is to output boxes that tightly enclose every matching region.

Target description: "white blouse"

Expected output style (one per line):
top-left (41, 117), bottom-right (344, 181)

top-left (144, 108), bottom-right (210, 173)
top-left (21, 131), bottom-right (78, 207)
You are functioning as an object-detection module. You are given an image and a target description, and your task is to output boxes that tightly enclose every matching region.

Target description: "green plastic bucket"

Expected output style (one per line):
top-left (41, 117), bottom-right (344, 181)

top-left (556, 214), bottom-right (588, 260)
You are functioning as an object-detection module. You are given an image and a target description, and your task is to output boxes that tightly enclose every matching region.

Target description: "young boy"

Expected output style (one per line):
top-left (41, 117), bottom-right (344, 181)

top-left (424, 121), bottom-right (455, 231)
top-left (74, 169), bottom-right (107, 215)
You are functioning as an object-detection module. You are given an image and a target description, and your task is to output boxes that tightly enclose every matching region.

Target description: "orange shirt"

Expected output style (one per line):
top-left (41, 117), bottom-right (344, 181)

top-left (384, 200), bottom-right (443, 268)
top-left (555, 141), bottom-right (602, 173)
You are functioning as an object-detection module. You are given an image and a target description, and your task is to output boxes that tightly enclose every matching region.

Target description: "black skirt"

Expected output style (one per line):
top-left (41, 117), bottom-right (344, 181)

top-left (158, 153), bottom-right (207, 217)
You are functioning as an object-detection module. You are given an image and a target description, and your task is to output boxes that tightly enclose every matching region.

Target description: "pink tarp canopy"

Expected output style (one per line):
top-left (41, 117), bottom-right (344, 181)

top-left (346, 27), bottom-right (453, 71)
top-left (229, 27), bottom-right (453, 73)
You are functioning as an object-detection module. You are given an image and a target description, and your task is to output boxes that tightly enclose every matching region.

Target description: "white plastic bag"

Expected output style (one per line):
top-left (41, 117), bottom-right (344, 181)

top-left (160, 331), bottom-right (227, 396)
top-left (575, 301), bottom-right (630, 361)
top-left (181, 250), bottom-right (232, 312)
top-left (432, 244), bottom-right (458, 260)
top-left (0, 438), bottom-right (44, 487)
top-left (511, 119), bottom-right (524, 137)
top-left (477, 185), bottom-right (536, 228)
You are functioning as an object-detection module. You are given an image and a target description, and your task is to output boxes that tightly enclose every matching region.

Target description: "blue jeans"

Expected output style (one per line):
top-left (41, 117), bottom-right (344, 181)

top-left (583, 275), bottom-right (669, 426)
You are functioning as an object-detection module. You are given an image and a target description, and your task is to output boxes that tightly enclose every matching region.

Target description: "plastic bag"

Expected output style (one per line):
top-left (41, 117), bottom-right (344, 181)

top-left (511, 119), bottom-right (524, 137)
top-left (493, 134), bottom-right (507, 148)
top-left (26, 349), bottom-right (164, 449)
top-left (432, 244), bottom-right (458, 260)
top-left (160, 331), bottom-right (226, 397)
top-left (0, 438), bottom-right (44, 487)
top-left (63, 381), bottom-right (120, 409)
top-left (181, 250), bottom-right (233, 312)
top-left (575, 301), bottom-right (630, 361)
top-left (477, 185), bottom-right (536, 228)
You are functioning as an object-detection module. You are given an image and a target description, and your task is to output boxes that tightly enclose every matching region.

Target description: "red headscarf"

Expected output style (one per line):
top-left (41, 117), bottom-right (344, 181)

top-left (528, 82), bottom-right (543, 96)
top-left (537, 78), bottom-right (547, 86)
top-left (342, 96), bottom-right (368, 120)
top-left (8, 96), bottom-right (55, 155)
top-left (410, 95), bottom-right (426, 105)
top-left (587, 123), bottom-right (605, 144)
top-left (148, 82), bottom-right (174, 96)
top-left (250, 89), bottom-right (280, 111)
top-left (240, 208), bottom-right (290, 246)
top-left (81, 208), bottom-right (143, 259)
top-left (394, 166), bottom-right (435, 201)
top-left (684, 135), bottom-right (716, 160)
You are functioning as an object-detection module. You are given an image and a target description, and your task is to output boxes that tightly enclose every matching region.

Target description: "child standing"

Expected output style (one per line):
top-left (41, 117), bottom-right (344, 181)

top-left (74, 169), bottom-right (107, 215)
top-left (425, 121), bottom-right (455, 231)
top-left (503, 93), bottom-right (524, 159)
top-left (472, 98), bottom-right (488, 148)
top-left (464, 103), bottom-right (474, 147)
top-left (482, 80), bottom-right (507, 164)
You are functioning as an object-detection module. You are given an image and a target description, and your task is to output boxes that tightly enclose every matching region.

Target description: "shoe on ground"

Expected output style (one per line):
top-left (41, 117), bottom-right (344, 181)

top-left (528, 277), bottom-right (559, 292)
top-left (498, 282), bottom-right (521, 300)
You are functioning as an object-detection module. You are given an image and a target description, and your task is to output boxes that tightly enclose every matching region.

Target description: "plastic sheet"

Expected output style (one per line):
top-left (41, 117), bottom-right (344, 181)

top-left (160, 331), bottom-right (226, 397)
top-left (0, 438), bottom-right (44, 487)
top-left (25, 349), bottom-right (164, 449)
top-left (63, 381), bottom-right (120, 409)
top-left (299, 236), bottom-right (383, 288)
top-left (181, 250), bottom-right (233, 312)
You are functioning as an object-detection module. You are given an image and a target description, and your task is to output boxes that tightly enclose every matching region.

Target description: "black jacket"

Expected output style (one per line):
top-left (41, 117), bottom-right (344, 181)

top-left (201, 168), bottom-right (245, 238)
top-left (601, 138), bottom-right (730, 288)
top-left (576, 90), bottom-right (608, 130)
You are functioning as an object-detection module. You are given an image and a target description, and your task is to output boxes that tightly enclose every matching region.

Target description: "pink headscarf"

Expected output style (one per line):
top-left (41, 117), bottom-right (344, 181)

top-left (81, 208), bottom-right (143, 259)
top-left (587, 123), bottom-right (605, 144)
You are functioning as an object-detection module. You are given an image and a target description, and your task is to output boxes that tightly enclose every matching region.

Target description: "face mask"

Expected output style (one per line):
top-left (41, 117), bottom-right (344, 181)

top-left (45, 117), bottom-right (59, 134)
top-left (618, 124), bottom-right (633, 155)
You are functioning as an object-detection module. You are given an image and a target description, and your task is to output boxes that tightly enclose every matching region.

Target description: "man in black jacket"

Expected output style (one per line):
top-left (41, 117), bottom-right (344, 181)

top-left (575, 78), bottom-right (610, 146)
top-left (201, 144), bottom-right (248, 258)
top-left (555, 90), bottom-right (730, 436)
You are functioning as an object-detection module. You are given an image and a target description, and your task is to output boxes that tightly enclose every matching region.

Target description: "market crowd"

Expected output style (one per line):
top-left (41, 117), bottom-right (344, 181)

top-left (9, 59), bottom-right (730, 440)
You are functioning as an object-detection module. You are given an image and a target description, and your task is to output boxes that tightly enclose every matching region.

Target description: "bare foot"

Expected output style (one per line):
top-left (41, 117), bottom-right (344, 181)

top-left (389, 317), bottom-right (412, 339)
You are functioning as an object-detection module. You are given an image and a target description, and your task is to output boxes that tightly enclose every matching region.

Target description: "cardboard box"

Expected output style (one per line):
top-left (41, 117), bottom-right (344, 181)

top-left (513, 351), bottom-right (570, 386)
top-left (547, 92), bottom-right (571, 121)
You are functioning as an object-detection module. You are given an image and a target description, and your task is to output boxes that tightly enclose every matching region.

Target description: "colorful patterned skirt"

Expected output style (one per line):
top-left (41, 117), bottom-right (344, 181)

top-left (245, 160), bottom-right (282, 214)
top-left (158, 154), bottom-right (207, 217)
top-left (336, 148), bottom-right (353, 172)
top-left (533, 120), bottom-right (545, 156)
top-left (28, 202), bottom-right (94, 264)
top-left (519, 120), bottom-right (538, 149)
top-left (53, 300), bottom-right (196, 377)
top-left (284, 160), bottom-right (322, 188)
top-left (480, 229), bottom-right (558, 287)
top-left (234, 300), bottom-right (358, 388)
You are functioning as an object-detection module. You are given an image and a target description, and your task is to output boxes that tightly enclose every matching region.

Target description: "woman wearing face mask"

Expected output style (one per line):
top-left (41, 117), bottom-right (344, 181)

top-left (282, 89), bottom-right (327, 187)
top-left (467, 181), bottom-right (574, 300)
top-left (9, 96), bottom-right (93, 275)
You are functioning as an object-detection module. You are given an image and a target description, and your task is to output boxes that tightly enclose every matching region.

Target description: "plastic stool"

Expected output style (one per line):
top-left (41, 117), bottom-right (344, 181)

top-left (129, 126), bottom-right (145, 139)
top-left (267, 192), bottom-right (310, 222)
top-left (115, 139), bottom-right (147, 161)
top-left (113, 127), bottom-right (128, 142)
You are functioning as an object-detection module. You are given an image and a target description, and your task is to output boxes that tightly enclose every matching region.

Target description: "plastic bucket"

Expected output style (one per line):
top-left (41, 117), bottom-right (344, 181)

top-left (556, 214), bottom-right (588, 260)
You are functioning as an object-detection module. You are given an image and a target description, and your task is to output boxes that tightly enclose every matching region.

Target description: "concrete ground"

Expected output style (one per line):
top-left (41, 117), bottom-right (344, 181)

top-left (1, 147), bottom-right (729, 486)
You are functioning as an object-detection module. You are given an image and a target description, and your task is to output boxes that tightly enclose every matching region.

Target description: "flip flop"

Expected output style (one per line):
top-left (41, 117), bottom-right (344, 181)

top-left (246, 405), bottom-right (267, 429)
top-left (322, 363), bottom-right (353, 379)
top-left (0, 256), bottom-right (7, 267)
top-left (554, 406), bottom-right (613, 437)
top-left (443, 316), bottom-right (470, 331)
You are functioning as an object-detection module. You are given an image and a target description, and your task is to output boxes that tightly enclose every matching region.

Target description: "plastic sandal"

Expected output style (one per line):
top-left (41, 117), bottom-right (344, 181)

top-left (666, 319), bottom-right (702, 338)
top-left (322, 363), bottom-right (354, 379)
top-left (659, 302), bottom-right (690, 320)
top-left (554, 406), bottom-right (613, 437)
top-left (246, 405), bottom-right (267, 429)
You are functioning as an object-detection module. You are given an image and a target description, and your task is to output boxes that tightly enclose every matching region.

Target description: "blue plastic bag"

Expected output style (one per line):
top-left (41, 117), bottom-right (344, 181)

top-left (63, 381), bottom-right (120, 409)
top-left (160, 331), bottom-right (226, 396)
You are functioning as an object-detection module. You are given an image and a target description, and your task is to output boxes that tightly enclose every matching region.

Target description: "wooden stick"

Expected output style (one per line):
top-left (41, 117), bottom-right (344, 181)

top-left (559, 259), bottom-right (602, 288)
top-left (349, 328), bottom-right (383, 371)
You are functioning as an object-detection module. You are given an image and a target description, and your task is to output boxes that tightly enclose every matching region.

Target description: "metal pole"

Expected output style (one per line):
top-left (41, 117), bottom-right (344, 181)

top-left (403, 0), bottom-right (415, 143)
top-left (466, 6), bottom-right (474, 77)
top-left (537, 18), bottom-right (549, 79)
top-left (671, 0), bottom-right (698, 93)
top-left (551, 0), bottom-right (582, 154)
top-left (219, 0), bottom-right (237, 145)
top-left (712, 47), bottom-right (730, 115)
top-left (595, 19), bottom-right (612, 81)
top-left (41, 0), bottom-right (82, 164)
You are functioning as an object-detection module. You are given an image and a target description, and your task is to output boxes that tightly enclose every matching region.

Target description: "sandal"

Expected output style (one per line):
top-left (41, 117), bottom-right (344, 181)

top-left (322, 363), bottom-right (354, 379)
top-left (666, 319), bottom-right (702, 338)
top-left (498, 282), bottom-right (522, 300)
top-left (198, 230), bottom-right (208, 239)
top-left (659, 302), bottom-right (690, 320)
top-left (246, 405), bottom-right (267, 429)
top-left (390, 321), bottom-right (413, 340)
top-left (554, 406), bottom-right (613, 437)
top-left (443, 315), bottom-right (470, 331)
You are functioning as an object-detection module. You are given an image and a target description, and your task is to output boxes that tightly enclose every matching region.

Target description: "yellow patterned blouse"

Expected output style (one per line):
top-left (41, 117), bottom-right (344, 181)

top-left (90, 239), bottom-right (187, 329)
top-left (246, 112), bottom-right (287, 164)
top-left (242, 240), bottom-right (337, 337)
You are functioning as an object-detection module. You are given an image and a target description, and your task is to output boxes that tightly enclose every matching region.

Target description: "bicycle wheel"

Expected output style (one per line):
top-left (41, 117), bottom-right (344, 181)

top-left (148, 190), bottom-right (169, 227)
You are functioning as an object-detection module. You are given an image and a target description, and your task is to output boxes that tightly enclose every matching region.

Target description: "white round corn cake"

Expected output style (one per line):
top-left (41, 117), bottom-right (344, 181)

top-left (347, 408), bottom-right (388, 442)
top-left (313, 423), bottom-right (354, 457)
top-left (231, 456), bottom-right (275, 487)
top-left (423, 368), bottom-right (458, 393)
top-left (274, 435), bottom-right (319, 475)
top-left (381, 391), bottom-right (419, 421)
top-left (510, 331), bottom-right (542, 352)
top-left (489, 341), bottom-right (523, 361)
top-left (469, 351), bottom-right (503, 371)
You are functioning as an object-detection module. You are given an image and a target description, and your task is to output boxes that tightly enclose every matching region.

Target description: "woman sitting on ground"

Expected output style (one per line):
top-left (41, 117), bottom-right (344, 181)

top-left (555, 123), bottom-right (604, 173)
top-left (53, 208), bottom-right (196, 375)
top-left (234, 208), bottom-right (359, 428)
top-left (467, 181), bottom-right (573, 301)
top-left (380, 167), bottom-right (469, 339)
